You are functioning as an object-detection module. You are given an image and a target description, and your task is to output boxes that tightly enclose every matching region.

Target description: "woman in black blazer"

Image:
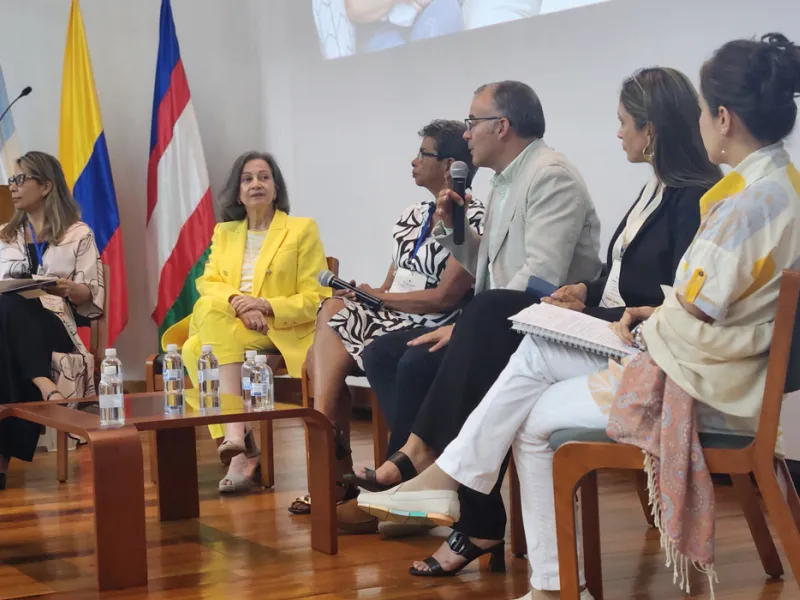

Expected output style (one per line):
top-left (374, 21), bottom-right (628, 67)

top-left (547, 67), bottom-right (722, 321)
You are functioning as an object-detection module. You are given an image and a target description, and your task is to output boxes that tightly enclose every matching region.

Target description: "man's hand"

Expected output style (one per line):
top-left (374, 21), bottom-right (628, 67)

top-left (407, 324), bottom-right (454, 352)
top-left (435, 189), bottom-right (470, 229)
top-left (230, 295), bottom-right (271, 316)
top-left (542, 296), bottom-right (585, 312)
top-left (551, 283), bottom-right (588, 303)
top-left (610, 306), bottom-right (656, 345)
top-left (240, 309), bottom-right (269, 335)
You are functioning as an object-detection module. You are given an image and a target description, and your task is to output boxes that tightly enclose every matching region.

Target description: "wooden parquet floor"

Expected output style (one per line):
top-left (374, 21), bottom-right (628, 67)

top-left (0, 418), bottom-right (796, 599)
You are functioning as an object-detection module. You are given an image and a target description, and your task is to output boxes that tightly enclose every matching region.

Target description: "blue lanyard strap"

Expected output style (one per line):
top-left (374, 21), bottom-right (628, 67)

top-left (27, 222), bottom-right (46, 272)
top-left (410, 207), bottom-right (435, 260)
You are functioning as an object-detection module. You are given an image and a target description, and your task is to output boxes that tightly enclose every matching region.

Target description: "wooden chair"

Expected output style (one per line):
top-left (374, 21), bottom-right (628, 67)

top-left (144, 256), bottom-right (340, 488)
top-left (55, 263), bottom-right (110, 482)
top-left (551, 269), bottom-right (800, 600)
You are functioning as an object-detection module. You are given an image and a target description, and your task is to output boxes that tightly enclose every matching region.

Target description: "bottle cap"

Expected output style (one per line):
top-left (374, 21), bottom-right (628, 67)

top-left (201, 344), bottom-right (213, 353)
top-left (166, 344), bottom-right (178, 352)
top-left (105, 348), bottom-right (117, 357)
top-left (245, 350), bottom-right (257, 359)
top-left (255, 355), bottom-right (267, 364)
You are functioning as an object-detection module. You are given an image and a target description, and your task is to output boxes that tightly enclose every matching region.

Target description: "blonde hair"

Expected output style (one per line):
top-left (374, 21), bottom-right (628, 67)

top-left (1, 151), bottom-right (81, 244)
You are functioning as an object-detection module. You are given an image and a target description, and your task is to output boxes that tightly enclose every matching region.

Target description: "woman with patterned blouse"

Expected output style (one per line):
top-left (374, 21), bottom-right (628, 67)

top-left (289, 120), bottom-right (485, 518)
top-left (0, 152), bottom-right (104, 490)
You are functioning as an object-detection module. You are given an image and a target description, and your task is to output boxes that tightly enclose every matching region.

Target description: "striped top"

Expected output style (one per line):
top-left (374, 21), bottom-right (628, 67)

top-left (239, 230), bottom-right (267, 293)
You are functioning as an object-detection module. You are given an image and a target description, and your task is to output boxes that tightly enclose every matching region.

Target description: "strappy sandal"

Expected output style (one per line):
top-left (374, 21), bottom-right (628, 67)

top-left (409, 531), bottom-right (506, 577)
top-left (343, 451), bottom-right (418, 492)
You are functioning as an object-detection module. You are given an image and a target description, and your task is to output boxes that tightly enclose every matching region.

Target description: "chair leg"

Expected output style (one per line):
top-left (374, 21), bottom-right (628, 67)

top-left (57, 430), bottom-right (68, 483)
top-left (753, 464), bottom-right (800, 586)
top-left (508, 456), bottom-right (527, 557)
top-left (554, 462), bottom-right (586, 600)
top-left (776, 460), bottom-right (800, 529)
top-left (368, 389), bottom-right (388, 468)
top-left (259, 421), bottom-right (275, 488)
top-left (731, 473), bottom-right (783, 578)
top-left (634, 470), bottom-right (655, 528)
top-left (581, 472), bottom-right (604, 600)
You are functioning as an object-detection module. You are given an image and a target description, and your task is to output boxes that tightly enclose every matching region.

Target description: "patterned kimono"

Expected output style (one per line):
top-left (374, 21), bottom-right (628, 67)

top-left (0, 221), bottom-right (105, 400)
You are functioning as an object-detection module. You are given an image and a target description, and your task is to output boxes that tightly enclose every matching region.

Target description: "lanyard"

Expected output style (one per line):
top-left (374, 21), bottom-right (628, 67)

top-left (27, 222), bottom-right (46, 275)
top-left (410, 207), bottom-right (434, 260)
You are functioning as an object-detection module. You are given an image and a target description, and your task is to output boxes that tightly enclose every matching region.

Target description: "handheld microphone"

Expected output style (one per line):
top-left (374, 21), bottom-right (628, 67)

top-left (318, 270), bottom-right (384, 311)
top-left (450, 161), bottom-right (468, 246)
top-left (0, 86), bottom-right (32, 125)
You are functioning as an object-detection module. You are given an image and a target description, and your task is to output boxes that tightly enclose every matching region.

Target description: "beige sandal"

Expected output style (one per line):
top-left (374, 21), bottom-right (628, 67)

top-left (218, 427), bottom-right (257, 465)
top-left (218, 461), bottom-right (262, 494)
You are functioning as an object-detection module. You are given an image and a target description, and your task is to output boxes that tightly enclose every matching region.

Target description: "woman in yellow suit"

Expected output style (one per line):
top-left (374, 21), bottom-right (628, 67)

top-left (162, 151), bottom-right (330, 493)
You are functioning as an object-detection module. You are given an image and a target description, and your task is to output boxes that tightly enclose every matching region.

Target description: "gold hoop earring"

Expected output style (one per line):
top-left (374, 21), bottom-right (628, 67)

top-left (643, 141), bottom-right (654, 162)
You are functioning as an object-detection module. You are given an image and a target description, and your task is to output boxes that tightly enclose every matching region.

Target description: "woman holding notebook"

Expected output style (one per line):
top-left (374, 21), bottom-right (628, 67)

top-left (0, 151), bottom-right (104, 490)
top-left (357, 33), bottom-right (800, 599)
top-left (351, 67), bottom-right (722, 575)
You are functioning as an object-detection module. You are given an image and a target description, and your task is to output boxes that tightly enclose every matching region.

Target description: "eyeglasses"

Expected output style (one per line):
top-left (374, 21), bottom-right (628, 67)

top-left (7, 174), bottom-right (40, 187)
top-left (416, 150), bottom-right (440, 160)
top-left (464, 116), bottom-right (509, 131)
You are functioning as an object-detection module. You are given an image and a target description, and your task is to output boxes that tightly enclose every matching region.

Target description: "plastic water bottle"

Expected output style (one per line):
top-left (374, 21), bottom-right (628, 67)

top-left (197, 344), bottom-right (220, 411)
top-left (241, 350), bottom-right (257, 407)
top-left (163, 343), bottom-right (184, 413)
top-left (250, 354), bottom-right (274, 411)
top-left (99, 348), bottom-right (124, 426)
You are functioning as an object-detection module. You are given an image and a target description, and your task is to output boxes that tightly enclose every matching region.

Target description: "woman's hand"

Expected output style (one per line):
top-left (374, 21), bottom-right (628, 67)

top-left (357, 283), bottom-right (384, 299)
top-left (240, 309), bottom-right (269, 335)
top-left (610, 306), bottom-right (656, 345)
top-left (230, 295), bottom-right (272, 316)
top-left (46, 279), bottom-right (91, 304)
top-left (333, 280), bottom-right (357, 300)
top-left (407, 324), bottom-right (454, 352)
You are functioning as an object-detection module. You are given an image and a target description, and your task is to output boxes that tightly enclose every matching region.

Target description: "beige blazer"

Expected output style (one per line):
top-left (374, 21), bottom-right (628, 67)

top-left (436, 139), bottom-right (602, 292)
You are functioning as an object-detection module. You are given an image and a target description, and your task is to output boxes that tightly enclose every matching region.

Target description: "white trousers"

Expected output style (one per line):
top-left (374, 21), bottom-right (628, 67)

top-left (437, 335), bottom-right (609, 590)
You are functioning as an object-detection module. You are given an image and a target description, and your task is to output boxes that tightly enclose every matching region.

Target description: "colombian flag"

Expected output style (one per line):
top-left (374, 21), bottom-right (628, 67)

top-left (59, 0), bottom-right (128, 345)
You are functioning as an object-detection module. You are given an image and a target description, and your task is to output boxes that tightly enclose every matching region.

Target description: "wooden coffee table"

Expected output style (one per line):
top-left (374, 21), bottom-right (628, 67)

top-left (1, 391), bottom-right (336, 591)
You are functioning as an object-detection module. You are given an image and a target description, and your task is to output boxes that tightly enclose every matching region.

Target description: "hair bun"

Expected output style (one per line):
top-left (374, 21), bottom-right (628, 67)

top-left (761, 33), bottom-right (800, 95)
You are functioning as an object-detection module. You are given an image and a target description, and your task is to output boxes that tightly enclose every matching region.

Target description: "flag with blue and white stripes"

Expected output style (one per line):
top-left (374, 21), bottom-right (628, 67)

top-left (0, 63), bottom-right (21, 183)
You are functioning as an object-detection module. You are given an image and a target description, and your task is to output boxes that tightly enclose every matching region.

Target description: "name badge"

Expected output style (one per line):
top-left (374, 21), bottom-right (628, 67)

top-left (389, 268), bottom-right (428, 294)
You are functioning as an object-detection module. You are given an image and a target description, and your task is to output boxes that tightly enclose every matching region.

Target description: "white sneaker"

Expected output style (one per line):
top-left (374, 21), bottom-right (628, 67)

top-left (357, 486), bottom-right (460, 527)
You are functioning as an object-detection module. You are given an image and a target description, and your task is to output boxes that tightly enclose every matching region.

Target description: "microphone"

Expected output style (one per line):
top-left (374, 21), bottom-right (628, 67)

top-left (318, 270), bottom-right (384, 311)
top-left (0, 86), bottom-right (32, 125)
top-left (450, 161), bottom-right (468, 245)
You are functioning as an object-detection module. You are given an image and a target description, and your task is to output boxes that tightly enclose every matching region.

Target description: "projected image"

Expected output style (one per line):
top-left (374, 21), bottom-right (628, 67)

top-left (313, 0), bottom-right (610, 59)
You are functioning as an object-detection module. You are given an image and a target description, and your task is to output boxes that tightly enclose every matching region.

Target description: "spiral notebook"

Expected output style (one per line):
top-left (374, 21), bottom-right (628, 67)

top-left (509, 303), bottom-right (641, 359)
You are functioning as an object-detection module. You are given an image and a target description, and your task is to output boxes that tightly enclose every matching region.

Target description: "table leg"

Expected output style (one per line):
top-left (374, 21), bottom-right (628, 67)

top-left (155, 427), bottom-right (200, 521)
top-left (89, 426), bottom-right (148, 591)
top-left (304, 416), bottom-right (337, 555)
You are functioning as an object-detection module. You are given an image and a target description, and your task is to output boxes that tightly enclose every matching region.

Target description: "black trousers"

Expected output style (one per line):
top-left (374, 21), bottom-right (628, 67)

top-left (361, 327), bottom-right (442, 457)
top-left (0, 294), bottom-right (73, 462)
top-left (362, 289), bottom-right (538, 539)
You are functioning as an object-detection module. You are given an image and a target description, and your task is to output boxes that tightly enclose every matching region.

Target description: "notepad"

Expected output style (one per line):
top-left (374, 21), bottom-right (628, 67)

top-left (509, 302), bottom-right (641, 359)
top-left (0, 276), bottom-right (58, 295)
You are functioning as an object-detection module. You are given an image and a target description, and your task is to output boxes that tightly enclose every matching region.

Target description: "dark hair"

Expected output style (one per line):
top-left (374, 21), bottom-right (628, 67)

top-left (700, 33), bottom-right (800, 144)
top-left (219, 151), bottom-right (290, 222)
top-left (620, 67), bottom-right (722, 188)
top-left (418, 119), bottom-right (476, 187)
top-left (475, 80), bottom-right (546, 139)
top-left (1, 151), bottom-right (81, 243)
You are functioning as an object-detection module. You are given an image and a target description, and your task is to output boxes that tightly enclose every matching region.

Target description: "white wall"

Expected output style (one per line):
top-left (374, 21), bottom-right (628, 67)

top-left (265, 0), bottom-right (800, 288)
top-left (0, 0), bottom-right (264, 376)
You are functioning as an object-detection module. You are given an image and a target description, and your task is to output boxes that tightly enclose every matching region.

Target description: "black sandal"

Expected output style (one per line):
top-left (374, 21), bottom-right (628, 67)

top-left (409, 531), bottom-right (506, 577)
top-left (343, 451), bottom-right (418, 492)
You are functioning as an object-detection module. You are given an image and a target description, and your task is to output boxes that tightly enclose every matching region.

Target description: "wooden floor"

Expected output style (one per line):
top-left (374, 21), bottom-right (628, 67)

top-left (0, 418), bottom-right (797, 600)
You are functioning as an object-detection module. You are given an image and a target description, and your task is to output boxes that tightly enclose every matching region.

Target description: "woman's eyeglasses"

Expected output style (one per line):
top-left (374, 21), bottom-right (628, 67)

top-left (7, 174), bottom-right (40, 187)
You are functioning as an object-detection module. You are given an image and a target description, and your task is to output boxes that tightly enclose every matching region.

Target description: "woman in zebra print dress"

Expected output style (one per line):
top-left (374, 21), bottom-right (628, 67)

top-left (290, 120), bottom-right (485, 520)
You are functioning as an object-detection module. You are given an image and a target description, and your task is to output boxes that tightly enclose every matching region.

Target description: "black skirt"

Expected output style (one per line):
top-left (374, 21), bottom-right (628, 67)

top-left (0, 293), bottom-right (74, 462)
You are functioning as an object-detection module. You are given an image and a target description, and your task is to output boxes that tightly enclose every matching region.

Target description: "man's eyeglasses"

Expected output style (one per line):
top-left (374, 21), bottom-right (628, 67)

top-left (417, 150), bottom-right (440, 160)
top-left (464, 116), bottom-right (509, 131)
top-left (7, 174), bottom-right (40, 187)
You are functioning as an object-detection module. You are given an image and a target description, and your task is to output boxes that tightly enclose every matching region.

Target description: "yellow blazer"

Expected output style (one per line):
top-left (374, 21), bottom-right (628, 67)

top-left (162, 210), bottom-right (331, 377)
